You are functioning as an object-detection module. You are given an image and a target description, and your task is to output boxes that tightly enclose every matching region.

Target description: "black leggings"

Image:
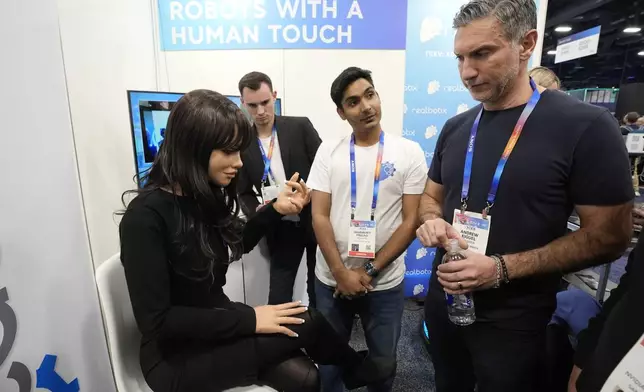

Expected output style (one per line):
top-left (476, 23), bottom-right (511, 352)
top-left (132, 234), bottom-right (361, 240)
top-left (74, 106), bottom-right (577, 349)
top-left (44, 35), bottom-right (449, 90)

top-left (255, 308), bottom-right (363, 392)
top-left (145, 308), bottom-right (363, 392)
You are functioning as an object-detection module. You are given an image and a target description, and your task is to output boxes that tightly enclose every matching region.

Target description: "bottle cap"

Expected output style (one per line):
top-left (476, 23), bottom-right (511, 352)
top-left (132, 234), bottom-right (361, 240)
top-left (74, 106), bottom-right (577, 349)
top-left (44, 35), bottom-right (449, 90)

top-left (448, 238), bottom-right (460, 252)
top-left (449, 239), bottom-right (461, 250)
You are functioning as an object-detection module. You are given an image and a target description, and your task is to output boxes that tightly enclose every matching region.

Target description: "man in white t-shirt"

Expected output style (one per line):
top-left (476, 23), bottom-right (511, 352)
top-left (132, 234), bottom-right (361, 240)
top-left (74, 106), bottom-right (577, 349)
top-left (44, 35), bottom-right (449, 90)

top-left (307, 67), bottom-right (428, 392)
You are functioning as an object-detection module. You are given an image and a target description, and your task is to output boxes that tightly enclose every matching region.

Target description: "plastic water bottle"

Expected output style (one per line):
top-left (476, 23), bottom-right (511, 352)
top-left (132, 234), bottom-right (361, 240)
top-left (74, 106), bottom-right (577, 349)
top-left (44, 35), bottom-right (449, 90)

top-left (443, 239), bottom-right (476, 326)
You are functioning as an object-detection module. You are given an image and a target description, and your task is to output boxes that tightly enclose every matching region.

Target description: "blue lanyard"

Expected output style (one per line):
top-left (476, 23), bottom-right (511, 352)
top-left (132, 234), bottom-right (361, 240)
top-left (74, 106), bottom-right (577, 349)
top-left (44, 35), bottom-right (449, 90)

top-left (350, 131), bottom-right (385, 221)
top-left (258, 126), bottom-right (277, 185)
top-left (461, 79), bottom-right (541, 217)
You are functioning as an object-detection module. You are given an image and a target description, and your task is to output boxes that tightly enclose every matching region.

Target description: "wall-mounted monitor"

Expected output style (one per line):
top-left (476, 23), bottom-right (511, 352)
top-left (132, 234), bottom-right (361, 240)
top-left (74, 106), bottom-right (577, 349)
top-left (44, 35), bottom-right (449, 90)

top-left (127, 90), bottom-right (282, 186)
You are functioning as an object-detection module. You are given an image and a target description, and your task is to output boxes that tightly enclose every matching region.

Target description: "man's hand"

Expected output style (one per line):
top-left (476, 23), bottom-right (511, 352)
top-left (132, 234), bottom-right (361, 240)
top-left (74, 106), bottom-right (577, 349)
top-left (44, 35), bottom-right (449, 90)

top-left (416, 218), bottom-right (468, 249)
top-left (354, 267), bottom-right (374, 290)
top-left (436, 250), bottom-right (497, 294)
top-left (333, 268), bottom-right (372, 298)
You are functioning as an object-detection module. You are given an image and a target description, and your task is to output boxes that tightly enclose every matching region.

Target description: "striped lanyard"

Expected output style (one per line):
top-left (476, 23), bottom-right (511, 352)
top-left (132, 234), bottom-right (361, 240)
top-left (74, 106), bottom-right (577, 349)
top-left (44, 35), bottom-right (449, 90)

top-left (258, 126), bottom-right (277, 186)
top-left (350, 131), bottom-right (385, 221)
top-left (461, 78), bottom-right (541, 217)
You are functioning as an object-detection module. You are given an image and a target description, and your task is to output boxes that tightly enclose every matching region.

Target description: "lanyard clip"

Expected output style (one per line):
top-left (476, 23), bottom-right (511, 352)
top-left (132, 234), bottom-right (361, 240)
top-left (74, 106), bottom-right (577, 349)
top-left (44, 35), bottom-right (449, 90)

top-left (460, 198), bottom-right (468, 214)
top-left (482, 201), bottom-right (493, 219)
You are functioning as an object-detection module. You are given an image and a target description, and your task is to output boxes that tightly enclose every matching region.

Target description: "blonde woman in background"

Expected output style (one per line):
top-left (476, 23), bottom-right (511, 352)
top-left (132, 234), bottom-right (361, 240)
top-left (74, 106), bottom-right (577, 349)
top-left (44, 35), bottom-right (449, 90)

top-left (529, 66), bottom-right (561, 90)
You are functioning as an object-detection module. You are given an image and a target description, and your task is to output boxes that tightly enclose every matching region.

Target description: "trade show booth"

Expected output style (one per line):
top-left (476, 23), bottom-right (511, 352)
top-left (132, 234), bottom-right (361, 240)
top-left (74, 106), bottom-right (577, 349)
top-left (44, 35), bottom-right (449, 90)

top-left (12, 0), bottom-right (623, 390)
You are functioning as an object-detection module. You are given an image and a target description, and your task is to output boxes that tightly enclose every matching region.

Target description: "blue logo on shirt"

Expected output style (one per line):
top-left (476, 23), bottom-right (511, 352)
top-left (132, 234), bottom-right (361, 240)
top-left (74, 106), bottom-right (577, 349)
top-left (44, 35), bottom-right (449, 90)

top-left (380, 162), bottom-right (396, 181)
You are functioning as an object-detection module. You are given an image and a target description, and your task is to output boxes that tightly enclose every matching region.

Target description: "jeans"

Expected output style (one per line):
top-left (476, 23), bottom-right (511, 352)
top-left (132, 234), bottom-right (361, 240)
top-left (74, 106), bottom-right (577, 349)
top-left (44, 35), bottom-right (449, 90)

top-left (315, 278), bottom-right (404, 392)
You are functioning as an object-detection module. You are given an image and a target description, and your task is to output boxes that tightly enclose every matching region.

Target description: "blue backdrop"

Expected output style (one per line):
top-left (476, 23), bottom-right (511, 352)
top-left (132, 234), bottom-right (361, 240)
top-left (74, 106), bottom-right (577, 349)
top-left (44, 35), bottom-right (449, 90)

top-left (401, 0), bottom-right (540, 299)
top-left (402, 0), bottom-right (476, 299)
top-left (158, 0), bottom-right (408, 50)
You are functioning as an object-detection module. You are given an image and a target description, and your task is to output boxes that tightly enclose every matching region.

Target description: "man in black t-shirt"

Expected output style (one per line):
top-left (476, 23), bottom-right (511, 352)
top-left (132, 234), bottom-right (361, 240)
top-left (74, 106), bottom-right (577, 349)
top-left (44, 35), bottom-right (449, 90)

top-left (415, 1), bottom-right (634, 391)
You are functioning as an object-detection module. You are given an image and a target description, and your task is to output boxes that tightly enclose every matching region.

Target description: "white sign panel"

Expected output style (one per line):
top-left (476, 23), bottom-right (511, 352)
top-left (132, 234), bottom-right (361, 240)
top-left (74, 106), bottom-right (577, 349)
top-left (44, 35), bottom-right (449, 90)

top-left (626, 133), bottom-right (644, 154)
top-left (0, 0), bottom-right (115, 390)
top-left (555, 26), bottom-right (601, 64)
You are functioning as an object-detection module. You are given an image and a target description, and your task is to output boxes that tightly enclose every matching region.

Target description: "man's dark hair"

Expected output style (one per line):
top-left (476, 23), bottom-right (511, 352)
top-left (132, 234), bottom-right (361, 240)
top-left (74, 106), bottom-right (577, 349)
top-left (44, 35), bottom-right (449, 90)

top-left (238, 71), bottom-right (273, 95)
top-left (330, 67), bottom-right (374, 109)
top-left (626, 112), bottom-right (641, 124)
top-left (453, 0), bottom-right (537, 44)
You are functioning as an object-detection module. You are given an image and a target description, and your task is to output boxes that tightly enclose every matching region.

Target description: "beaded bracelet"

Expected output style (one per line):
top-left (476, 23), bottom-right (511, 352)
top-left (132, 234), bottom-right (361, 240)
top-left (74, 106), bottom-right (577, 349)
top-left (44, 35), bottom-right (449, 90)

top-left (490, 255), bottom-right (502, 288)
top-left (493, 254), bottom-right (510, 284)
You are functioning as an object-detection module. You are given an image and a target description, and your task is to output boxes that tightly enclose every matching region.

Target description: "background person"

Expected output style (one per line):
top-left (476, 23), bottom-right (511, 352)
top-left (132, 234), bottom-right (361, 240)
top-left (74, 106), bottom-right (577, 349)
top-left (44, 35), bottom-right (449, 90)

top-left (569, 231), bottom-right (644, 392)
top-left (119, 89), bottom-right (392, 392)
top-left (416, 1), bottom-right (633, 391)
top-left (237, 71), bottom-right (322, 307)
top-left (621, 112), bottom-right (642, 133)
top-left (529, 66), bottom-right (561, 90)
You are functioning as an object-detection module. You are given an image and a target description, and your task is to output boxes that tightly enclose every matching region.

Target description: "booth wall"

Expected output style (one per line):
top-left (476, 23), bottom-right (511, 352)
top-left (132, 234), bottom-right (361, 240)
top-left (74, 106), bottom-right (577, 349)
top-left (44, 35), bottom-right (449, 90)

top-left (57, 0), bottom-right (406, 266)
top-left (0, 0), bottom-right (114, 389)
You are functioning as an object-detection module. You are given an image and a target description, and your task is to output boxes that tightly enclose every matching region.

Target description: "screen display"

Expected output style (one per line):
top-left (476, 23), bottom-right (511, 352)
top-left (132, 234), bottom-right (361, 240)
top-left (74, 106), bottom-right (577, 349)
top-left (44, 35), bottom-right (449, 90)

top-left (127, 90), bottom-right (282, 186)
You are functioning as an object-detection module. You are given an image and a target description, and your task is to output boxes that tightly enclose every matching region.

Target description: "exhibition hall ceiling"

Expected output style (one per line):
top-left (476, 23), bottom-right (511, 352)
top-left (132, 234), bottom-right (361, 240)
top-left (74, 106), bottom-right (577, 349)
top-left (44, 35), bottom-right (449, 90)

top-left (540, 0), bottom-right (643, 90)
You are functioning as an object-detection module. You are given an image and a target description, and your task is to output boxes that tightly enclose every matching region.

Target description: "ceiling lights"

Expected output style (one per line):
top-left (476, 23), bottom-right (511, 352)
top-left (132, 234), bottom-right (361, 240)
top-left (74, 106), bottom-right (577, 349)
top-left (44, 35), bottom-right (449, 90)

top-left (547, 50), bottom-right (557, 55)
top-left (555, 26), bottom-right (572, 33)
top-left (638, 51), bottom-right (644, 56)
top-left (624, 27), bottom-right (642, 33)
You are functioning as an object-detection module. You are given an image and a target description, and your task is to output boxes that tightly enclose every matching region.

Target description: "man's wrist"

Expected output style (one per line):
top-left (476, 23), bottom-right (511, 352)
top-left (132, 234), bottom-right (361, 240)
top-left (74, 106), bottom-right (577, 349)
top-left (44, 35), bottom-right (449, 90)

top-left (364, 259), bottom-right (380, 277)
top-left (330, 264), bottom-right (348, 277)
top-left (493, 254), bottom-right (511, 283)
top-left (420, 211), bottom-right (442, 224)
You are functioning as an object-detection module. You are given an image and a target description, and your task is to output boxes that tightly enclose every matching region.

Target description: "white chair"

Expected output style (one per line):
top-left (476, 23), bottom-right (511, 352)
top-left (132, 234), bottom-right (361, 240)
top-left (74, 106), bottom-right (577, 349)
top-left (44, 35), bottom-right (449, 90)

top-left (95, 253), bottom-right (275, 392)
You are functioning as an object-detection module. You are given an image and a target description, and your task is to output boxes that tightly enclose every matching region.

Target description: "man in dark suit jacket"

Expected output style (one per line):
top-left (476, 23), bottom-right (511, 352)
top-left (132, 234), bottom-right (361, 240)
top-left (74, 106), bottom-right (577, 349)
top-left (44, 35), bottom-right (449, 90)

top-left (237, 71), bottom-right (322, 307)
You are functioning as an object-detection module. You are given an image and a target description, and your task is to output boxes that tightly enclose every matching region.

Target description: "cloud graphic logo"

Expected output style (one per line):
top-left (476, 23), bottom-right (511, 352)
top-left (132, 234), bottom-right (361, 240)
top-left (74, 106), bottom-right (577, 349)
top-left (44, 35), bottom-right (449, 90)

top-left (457, 103), bottom-right (470, 114)
top-left (424, 150), bottom-right (435, 160)
top-left (413, 284), bottom-right (425, 296)
top-left (416, 247), bottom-right (428, 260)
top-left (420, 17), bottom-right (443, 43)
top-left (427, 80), bottom-right (440, 95)
top-left (425, 125), bottom-right (438, 139)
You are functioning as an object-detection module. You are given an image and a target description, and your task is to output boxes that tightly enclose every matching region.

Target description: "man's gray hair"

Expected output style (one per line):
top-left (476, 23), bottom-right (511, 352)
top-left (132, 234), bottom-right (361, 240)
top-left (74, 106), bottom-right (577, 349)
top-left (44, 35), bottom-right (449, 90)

top-left (453, 0), bottom-right (537, 43)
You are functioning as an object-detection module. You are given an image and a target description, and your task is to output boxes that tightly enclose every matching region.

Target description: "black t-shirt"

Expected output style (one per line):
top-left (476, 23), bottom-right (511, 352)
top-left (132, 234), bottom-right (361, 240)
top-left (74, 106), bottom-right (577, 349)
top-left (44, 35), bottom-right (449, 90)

top-left (428, 89), bottom-right (633, 329)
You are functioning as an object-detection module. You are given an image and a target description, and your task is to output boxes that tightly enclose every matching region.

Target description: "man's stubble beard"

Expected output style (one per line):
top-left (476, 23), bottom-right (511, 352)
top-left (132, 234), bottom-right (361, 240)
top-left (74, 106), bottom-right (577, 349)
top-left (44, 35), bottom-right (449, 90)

top-left (484, 62), bottom-right (521, 105)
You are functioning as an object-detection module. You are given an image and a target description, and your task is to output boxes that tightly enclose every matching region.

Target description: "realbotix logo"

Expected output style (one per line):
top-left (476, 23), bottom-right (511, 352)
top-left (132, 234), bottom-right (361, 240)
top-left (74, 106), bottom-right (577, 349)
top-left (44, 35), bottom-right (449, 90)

top-left (0, 287), bottom-right (80, 391)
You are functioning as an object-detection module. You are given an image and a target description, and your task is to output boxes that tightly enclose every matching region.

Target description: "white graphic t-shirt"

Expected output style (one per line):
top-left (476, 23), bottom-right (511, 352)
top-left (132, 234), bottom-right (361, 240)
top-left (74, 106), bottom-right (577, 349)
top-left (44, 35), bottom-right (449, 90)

top-left (307, 132), bottom-right (428, 291)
